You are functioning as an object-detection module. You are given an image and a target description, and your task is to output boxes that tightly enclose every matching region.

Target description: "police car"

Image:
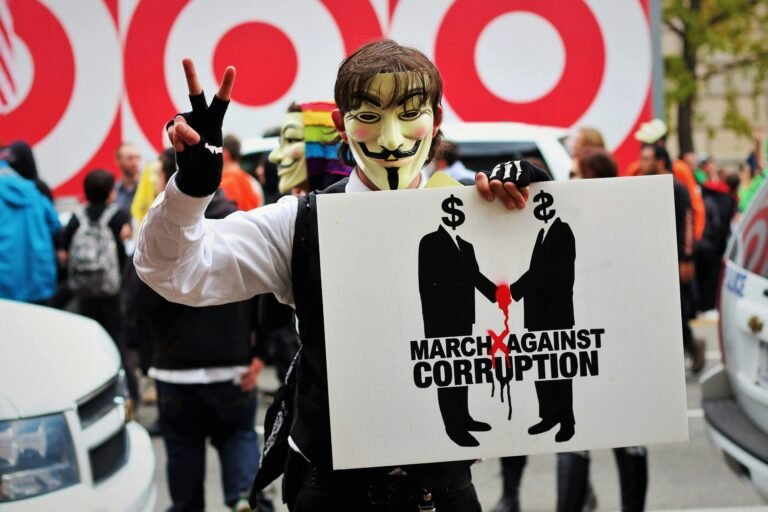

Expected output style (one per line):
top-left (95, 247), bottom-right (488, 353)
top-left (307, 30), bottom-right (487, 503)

top-left (0, 300), bottom-right (156, 511)
top-left (701, 179), bottom-right (768, 501)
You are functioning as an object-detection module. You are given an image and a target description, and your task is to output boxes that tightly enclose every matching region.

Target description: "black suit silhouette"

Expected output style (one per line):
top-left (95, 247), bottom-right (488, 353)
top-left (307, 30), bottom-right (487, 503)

top-left (511, 217), bottom-right (577, 442)
top-left (419, 225), bottom-right (497, 447)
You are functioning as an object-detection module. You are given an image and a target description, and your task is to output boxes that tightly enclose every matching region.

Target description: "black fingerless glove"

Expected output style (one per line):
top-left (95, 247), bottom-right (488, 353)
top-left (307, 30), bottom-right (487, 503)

top-left (170, 92), bottom-right (230, 197)
top-left (482, 159), bottom-right (552, 186)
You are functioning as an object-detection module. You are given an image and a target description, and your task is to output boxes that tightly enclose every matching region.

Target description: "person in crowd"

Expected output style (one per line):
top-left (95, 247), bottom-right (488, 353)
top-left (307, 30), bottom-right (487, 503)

top-left (433, 139), bottom-right (476, 184)
top-left (740, 128), bottom-right (768, 212)
top-left (747, 127), bottom-right (765, 176)
top-left (123, 160), bottom-right (273, 512)
top-left (60, 169), bottom-right (131, 340)
top-left (555, 148), bottom-right (648, 512)
top-left (221, 133), bottom-right (264, 211)
top-left (626, 119), bottom-right (705, 244)
top-left (114, 142), bottom-right (142, 215)
top-left (680, 151), bottom-right (699, 184)
top-left (0, 140), bottom-right (71, 308)
top-left (695, 156), bottom-right (716, 185)
top-left (492, 153), bottom-right (604, 512)
top-left (256, 126), bottom-right (282, 205)
top-left (123, 148), bottom-right (178, 416)
top-left (135, 40), bottom-right (541, 511)
top-left (256, 101), bottom-right (352, 383)
top-left (569, 126), bottom-right (605, 179)
top-left (637, 144), bottom-right (704, 373)
top-left (697, 161), bottom-right (738, 313)
top-left (268, 101), bottom-right (352, 196)
top-left (1, 140), bottom-right (54, 201)
top-left (0, 157), bottom-right (60, 303)
top-left (130, 158), bottom-right (163, 231)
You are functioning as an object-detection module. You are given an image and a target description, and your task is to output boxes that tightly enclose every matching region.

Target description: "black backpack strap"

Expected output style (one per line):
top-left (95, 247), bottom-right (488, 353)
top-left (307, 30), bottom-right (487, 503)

top-left (291, 193), bottom-right (313, 342)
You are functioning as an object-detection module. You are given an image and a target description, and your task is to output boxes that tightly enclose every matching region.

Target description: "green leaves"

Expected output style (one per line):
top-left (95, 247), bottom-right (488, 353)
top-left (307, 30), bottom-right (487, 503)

top-left (663, 0), bottom-right (768, 148)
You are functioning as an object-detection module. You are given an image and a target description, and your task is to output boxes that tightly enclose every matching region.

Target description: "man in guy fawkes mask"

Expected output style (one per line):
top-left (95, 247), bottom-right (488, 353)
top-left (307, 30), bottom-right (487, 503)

top-left (331, 54), bottom-right (442, 191)
top-left (270, 101), bottom-right (352, 196)
top-left (136, 39), bottom-right (547, 511)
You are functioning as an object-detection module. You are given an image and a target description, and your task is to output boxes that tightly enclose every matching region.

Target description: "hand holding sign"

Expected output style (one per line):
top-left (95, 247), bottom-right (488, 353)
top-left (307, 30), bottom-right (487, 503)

top-left (475, 160), bottom-right (551, 210)
top-left (168, 59), bottom-right (236, 197)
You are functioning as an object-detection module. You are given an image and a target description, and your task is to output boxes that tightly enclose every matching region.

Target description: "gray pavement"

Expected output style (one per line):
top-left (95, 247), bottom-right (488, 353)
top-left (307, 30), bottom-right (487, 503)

top-left (142, 319), bottom-right (768, 511)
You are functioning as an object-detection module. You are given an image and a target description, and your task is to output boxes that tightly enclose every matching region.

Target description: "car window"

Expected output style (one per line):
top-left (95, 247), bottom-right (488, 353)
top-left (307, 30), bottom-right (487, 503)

top-left (456, 141), bottom-right (545, 173)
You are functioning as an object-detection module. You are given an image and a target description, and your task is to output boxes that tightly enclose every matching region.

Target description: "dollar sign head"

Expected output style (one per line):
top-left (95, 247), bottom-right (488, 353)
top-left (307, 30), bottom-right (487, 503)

top-left (441, 194), bottom-right (465, 230)
top-left (533, 190), bottom-right (556, 224)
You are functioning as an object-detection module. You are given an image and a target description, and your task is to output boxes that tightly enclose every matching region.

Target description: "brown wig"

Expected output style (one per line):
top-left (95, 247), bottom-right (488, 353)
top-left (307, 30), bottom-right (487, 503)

top-left (334, 39), bottom-right (443, 167)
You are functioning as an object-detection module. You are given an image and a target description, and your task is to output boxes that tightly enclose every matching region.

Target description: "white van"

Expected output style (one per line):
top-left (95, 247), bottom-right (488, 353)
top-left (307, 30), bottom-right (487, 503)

top-left (701, 179), bottom-right (768, 502)
top-left (0, 300), bottom-right (156, 511)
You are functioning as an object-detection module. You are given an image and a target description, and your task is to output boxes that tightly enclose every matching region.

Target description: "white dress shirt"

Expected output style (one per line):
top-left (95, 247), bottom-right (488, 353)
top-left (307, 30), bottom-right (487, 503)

top-left (134, 167), bottom-right (429, 459)
top-left (134, 168), bottom-right (426, 307)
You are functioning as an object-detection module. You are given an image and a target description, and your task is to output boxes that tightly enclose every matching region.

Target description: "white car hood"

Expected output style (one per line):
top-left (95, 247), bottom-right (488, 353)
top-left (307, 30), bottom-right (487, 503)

top-left (0, 300), bottom-right (120, 420)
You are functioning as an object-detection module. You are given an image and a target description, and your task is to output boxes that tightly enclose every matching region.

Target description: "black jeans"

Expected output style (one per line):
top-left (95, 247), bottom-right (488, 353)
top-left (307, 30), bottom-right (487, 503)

top-left (79, 294), bottom-right (121, 341)
top-left (557, 448), bottom-right (647, 512)
top-left (157, 380), bottom-right (272, 512)
top-left (285, 452), bottom-right (481, 511)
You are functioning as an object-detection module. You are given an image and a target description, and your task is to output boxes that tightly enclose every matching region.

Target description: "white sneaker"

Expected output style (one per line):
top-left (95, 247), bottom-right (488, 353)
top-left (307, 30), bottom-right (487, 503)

top-left (232, 498), bottom-right (253, 512)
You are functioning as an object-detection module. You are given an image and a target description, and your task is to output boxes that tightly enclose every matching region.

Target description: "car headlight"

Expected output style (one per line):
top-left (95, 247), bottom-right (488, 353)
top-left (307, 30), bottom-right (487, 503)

top-left (115, 369), bottom-right (134, 423)
top-left (0, 414), bottom-right (79, 502)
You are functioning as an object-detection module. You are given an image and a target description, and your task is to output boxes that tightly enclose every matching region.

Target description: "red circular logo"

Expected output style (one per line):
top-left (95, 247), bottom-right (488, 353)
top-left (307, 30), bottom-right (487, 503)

top-left (212, 22), bottom-right (297, 107)
top-left (435, 0), bottom-right (605, 126)
top-left (0, 0), bottom-right (74, 145)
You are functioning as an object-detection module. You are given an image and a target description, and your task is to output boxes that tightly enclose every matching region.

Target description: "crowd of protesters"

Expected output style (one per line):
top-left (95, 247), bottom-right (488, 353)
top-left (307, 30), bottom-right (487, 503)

top-left (0, 135), bottom-right (283, 512)
top-left (0, 114), bottom-right (762, 512)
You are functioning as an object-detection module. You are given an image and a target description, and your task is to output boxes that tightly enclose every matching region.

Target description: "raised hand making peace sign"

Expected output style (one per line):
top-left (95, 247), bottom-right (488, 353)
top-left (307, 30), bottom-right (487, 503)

top-left (167, 59), bottom-right (236, 197)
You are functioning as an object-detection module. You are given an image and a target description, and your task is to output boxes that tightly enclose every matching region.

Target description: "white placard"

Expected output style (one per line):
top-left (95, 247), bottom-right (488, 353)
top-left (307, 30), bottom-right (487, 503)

top-left (318, 175), bottom-right (688, 470)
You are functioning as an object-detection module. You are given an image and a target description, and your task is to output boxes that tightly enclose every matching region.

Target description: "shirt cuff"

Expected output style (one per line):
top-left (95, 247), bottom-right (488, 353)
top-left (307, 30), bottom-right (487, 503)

top-left (159, 174), bottom-right (214, 227)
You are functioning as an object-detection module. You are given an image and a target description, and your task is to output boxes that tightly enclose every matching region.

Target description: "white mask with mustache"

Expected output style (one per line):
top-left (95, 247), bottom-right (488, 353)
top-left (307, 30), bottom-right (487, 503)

top-left (344, 73), bottom-right (436, 190)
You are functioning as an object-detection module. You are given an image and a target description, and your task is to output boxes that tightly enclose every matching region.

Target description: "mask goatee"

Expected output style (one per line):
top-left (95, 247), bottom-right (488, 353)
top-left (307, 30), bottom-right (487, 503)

top-left (386, 168), bottom-right (399, 190)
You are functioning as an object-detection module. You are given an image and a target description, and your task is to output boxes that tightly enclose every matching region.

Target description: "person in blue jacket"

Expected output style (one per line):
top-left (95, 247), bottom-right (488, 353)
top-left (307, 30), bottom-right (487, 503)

top-left (0, 158), bottom-right (60, 303)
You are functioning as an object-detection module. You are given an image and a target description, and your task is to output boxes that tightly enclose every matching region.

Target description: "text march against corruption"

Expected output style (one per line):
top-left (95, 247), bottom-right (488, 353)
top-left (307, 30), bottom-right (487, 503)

top-left (409, 329), bottom-right (605, 388)
top-left (318, 176), bottom-right (689, 469)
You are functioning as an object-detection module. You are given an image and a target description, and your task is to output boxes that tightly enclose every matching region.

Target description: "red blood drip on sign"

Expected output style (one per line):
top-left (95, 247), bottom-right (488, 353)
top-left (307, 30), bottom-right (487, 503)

top-left (488, 283), bottom-right (511, 369)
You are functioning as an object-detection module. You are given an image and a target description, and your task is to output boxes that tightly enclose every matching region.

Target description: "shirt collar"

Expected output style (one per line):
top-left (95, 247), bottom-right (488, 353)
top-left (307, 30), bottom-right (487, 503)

top-left (345, 168), bottom-right (430, 193)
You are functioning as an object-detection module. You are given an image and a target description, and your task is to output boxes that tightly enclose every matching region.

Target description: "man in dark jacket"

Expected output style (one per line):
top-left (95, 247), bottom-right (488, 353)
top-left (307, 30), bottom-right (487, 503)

top-left (123, 164), bottom-right (273, 512)
top-left (639, 144), bottom-right (702, 372)
top-left (697, 175), bottom-right (736, 312)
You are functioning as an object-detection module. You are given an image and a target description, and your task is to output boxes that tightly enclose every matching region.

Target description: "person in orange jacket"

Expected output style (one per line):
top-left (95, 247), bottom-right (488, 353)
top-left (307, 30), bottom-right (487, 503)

top-left (624, 119), bottom-right (705, 242)
top-left (220, 134), bottom-right (263, 211)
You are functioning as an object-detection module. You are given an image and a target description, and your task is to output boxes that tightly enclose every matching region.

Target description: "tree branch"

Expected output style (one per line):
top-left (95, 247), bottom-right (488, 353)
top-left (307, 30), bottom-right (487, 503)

top-left (701, 52), bottom-right (768, 81)
top-left (709, 0), bottom-right (757, 26)
top-left (664, 19), bottom-right (685, 37)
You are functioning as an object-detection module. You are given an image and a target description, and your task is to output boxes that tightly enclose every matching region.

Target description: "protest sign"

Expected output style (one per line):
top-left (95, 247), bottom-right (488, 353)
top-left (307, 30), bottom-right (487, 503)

top-left (318, 175), bottom-right (688, 469)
